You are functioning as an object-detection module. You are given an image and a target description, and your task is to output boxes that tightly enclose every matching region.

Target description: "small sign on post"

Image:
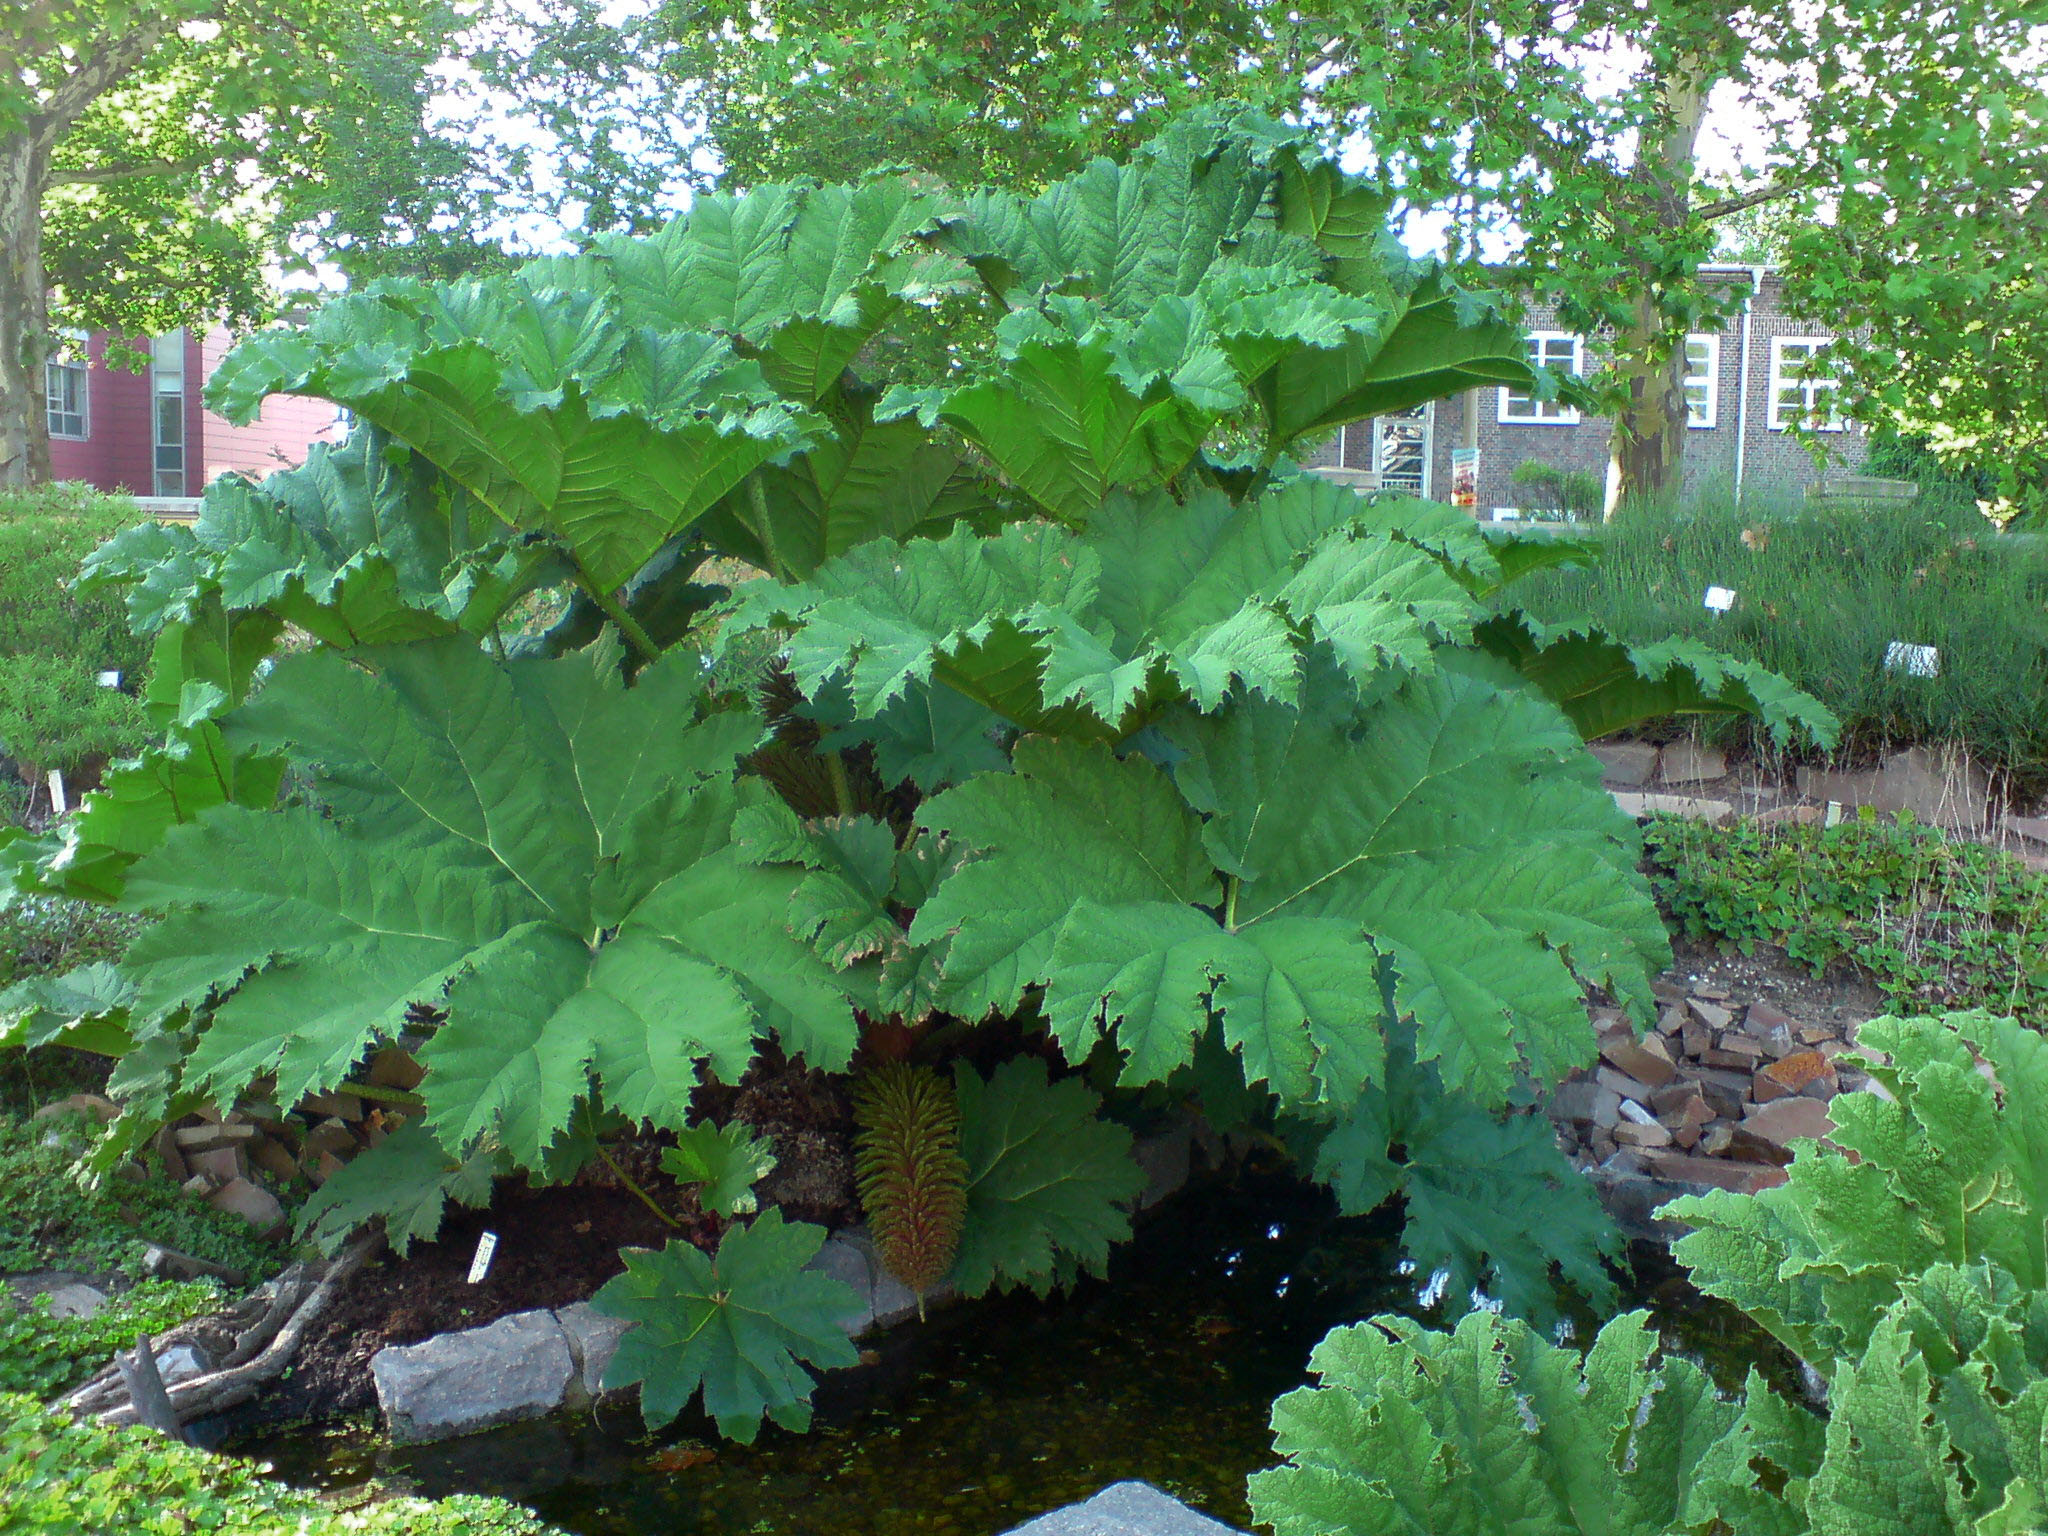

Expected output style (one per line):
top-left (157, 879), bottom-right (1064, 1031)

top-left (1450, 448), bottom-right (1479, 510)
top-left (1884, 641), bottom-right (1940, 678)
top-left (1703, 586), bottom-right (1737, 613)
top-left (466, 1231), bottom-right (499, 1285)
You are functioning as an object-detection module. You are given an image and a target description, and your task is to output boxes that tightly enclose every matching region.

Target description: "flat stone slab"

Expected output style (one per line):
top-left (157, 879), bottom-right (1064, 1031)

top-left (1000, 1482), bottom-right (1247, 1535)
top-left (372, 1308), bottom-right (575, 1444)
top-left (553, 1301), bottom-right (633, 1401)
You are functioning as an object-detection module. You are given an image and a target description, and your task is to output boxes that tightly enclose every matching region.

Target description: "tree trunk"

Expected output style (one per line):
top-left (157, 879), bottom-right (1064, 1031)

top-left (1604, 314), bottom-right (1690, 518)
top-left (1603, 56), bottom-right (1713, 518)
top-left (0, 132), bottom-right (52, 489)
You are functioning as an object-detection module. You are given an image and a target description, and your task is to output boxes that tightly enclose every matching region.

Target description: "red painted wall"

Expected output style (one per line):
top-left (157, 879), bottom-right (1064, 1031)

top-left (46, 327), bottom-right (344, 497)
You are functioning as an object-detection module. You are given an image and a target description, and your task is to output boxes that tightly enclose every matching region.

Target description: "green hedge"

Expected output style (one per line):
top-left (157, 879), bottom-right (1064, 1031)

top-left (0, 484), bottom-right (153, 775)
top-left (1502, 494), bottom-right (2048, 773)
top-left (0, 1393), bottom-right (563, 1535)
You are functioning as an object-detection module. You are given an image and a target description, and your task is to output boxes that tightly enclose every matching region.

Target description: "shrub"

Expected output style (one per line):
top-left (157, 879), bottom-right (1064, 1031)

top-left (1503, 492), bottom-right (2048, 774)
top-left (1645, 810), bottom-right (2048, 1025)
top-left (0, 1392), bottom-right (562, 1534)
top-left (1508, 457), bottom-right (1602, 520)
top-left (1250, 1010), bottom-right (2048, 1536)
top-left (11, 112), bottom-right (1827, 1439)
top-left (0, 485), bottom-right (153, 777)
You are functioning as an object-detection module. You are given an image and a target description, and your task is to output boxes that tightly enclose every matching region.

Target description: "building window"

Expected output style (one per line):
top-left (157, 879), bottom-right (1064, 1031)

top-left (1769, 337), bottom-right (1843, 431)
top-left (1499, 333), bottom-right (1582, 424)
top-left (46, 353), bottom-right (89, 440)
top-left (1338, 403), bottom-right (1433, 495)
top-left (1683, 335), bottom-right (1720, 429)
top-left (151, 330), bottom-right (187, 496)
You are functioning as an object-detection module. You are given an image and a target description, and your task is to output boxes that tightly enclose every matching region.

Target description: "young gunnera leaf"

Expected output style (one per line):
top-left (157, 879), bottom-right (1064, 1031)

top-left (1308, 1033), bottom-right (1620, 1325)
top-left (592, 1211), bottom-right (862, 1442)
top-left (1249, 1310), bottom-right (1756, 1536)
top-left (948, 1057), bottom-right (1142, 1298)
top-left (1667, 1010), bottom-right (2048, 1373)
top-left (297, 1122), bottom-right (502, 1257)
top-left (661, 1121), bottom-right (779, 1218)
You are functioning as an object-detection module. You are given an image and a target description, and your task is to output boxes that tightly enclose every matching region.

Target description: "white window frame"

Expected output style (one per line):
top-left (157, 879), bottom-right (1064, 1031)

top-left (1769, 337), bottom-right (1844, 432)
top-left (45, 349), bottom-right (89, 441)
top-left (1683, 334), bottom-right (1720, 430)
top-left (1498, 332), bottom-right (1583, 425)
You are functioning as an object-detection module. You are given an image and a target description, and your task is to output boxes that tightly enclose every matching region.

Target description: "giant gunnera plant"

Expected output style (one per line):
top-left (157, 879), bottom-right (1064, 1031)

top-left (0, 110), bottom-right (1831, 1439)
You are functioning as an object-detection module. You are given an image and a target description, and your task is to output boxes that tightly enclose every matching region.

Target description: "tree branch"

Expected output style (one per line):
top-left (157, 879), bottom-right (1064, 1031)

top-left (30, 12), bottom-right (185, 156)
top-left (1695, 180), bottom-right (1800, 221)
top-left (48, 156), bottom-right (206, 186)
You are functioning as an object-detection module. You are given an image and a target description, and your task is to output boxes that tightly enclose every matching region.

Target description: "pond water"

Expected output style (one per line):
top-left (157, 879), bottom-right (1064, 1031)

top-left (245, 1176), bottom-right (1777, 1536)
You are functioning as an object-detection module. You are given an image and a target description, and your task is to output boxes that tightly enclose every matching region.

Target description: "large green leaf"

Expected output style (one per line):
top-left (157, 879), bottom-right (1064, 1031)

top-left (911, 662), bottom-right (1665, 1107)
top-left (1309, 1032), bottom-right (1620, 1325)
top-left (1250, 1310), bottom-right (1752, 1536)
top-left (697, 383), bottom-right (1001, 579)
top-left (207, 284), bottom-right (808, 591)
top-left (592, 1212), bottom-right (863, 1441)
top-left (1477, 611), bottom-right (1840, 747)
top-left (117, 636), bottom-right (858, 1171)
top-left (948, 1057), bottom-right (1142, 1297)
top-left (296, 1121), bottom-right (502, 1257)
top-left (1668, 1010), bottom-right (2048, 1374)
top-left (725, 478), bottom-right (1482, 741)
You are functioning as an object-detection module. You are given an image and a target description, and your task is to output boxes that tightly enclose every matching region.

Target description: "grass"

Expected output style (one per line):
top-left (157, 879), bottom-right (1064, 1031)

top-left (1500, 491), bottom-right (2048, 778)
top-left (0, 482), bottom-right (154, 775)
top-left (1646, 809), bottom-right (2048, 1025)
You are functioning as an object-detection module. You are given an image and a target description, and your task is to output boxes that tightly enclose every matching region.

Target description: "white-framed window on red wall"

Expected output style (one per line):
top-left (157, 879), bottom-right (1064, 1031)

top-left (45, 345), bottom-right (89, 440)
top-left (151, 330), bottom-right (187, 495)
top-left (1769, 337), bottom-right (1844, 431)
top-left (1683, 335), bottom-right (1720, 428)
top-left (1498, 332), bottom-right (1582, 424)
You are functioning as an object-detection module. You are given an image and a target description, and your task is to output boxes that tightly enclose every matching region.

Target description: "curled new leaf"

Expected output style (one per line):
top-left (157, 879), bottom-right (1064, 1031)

top-left (661, 1121), bottom-right (779, 1218)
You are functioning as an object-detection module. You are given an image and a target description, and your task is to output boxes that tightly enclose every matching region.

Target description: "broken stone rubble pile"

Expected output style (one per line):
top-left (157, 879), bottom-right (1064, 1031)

top-left (1550, 979), bottom-right (1859, 1196)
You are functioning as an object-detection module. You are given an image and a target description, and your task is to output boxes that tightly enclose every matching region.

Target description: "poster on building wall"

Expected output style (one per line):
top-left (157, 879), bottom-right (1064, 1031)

top-left (1450, 448), bottom-right (1479, 509)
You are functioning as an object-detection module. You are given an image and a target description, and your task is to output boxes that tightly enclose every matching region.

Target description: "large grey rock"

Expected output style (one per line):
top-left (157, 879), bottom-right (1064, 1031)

top-left (1657, 740), bottom-right (1727, 785)
top-left (552, 1301), bottom-right (633, 1402)
top-left (156, 1343), bottom-right (210, 1386)
top-left (805, 1226), bottom-right (954, 1335)
top-left (1796, 746), bottom-right (1990, 831)
top-left (43, 1283), bottom-right (108, 1320)
top-left (1589, 740), bottom-right (1659, 787)
top-left (1126, 1125), bottom-right (1193, 1214)
top-left (1001, 1481), bottom-right (1247, 1535)
top-left (372, 1309), bottom-right (575, 1443)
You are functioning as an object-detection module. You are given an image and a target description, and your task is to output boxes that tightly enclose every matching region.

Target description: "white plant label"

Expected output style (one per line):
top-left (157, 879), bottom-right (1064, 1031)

top-left (96, 669), bottom-right (122, 689)
top-left (1824, 801), bottom-right (1845, 828)
top-left (1703, 585), bottom-right (1737, 612)
top-left (46, 770), bottom-right (66, 816)
top-left (466, 1231), bottom-right (499, 1284)
top-left (1884, 641), bottom-right (1940, 678)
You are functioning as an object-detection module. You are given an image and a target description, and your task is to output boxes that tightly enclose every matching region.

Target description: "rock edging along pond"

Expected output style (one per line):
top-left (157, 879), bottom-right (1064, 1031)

top-left (368, 1128), bottom-right (1197, 1445)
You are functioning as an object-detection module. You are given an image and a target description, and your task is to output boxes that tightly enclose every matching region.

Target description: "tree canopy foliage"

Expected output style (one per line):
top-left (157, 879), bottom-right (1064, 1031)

top-left (0, 0), bottom-right (489, 486)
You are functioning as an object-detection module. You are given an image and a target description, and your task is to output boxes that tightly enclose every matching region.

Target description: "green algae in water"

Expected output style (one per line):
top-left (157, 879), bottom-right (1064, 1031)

top-left (244, 1179), bottom-right (1790, 1536)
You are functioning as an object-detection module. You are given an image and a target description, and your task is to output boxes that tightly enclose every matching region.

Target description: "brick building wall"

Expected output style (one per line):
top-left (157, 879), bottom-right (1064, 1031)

top-left (1304, 266), bottom-right (1868, 512)
top-left (46, 326), bottom-right (342, 498)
